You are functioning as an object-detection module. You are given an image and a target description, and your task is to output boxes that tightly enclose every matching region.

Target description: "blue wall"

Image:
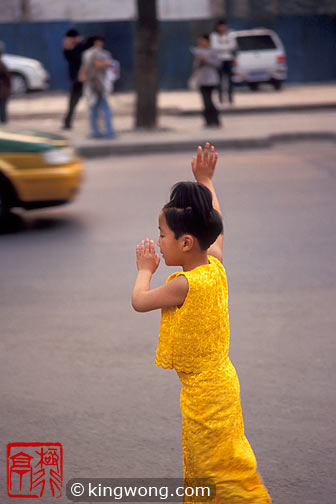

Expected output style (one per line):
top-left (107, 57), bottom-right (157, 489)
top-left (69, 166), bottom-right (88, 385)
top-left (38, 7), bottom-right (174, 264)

top-left (0, 15), bottom-right (335, 91)
top-left (0, 20), bottom-right (135, 91)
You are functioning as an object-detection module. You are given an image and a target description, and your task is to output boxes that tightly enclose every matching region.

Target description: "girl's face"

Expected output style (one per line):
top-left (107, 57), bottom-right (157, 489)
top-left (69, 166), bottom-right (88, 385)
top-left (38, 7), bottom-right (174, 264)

top-left (157, 211), bottom-right (182, 266)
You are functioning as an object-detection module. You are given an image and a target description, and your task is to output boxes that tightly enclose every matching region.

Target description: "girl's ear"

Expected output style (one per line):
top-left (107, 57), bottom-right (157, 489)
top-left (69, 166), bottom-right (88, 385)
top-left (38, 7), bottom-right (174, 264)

top-left (181, 234), bottom-right (194, 252)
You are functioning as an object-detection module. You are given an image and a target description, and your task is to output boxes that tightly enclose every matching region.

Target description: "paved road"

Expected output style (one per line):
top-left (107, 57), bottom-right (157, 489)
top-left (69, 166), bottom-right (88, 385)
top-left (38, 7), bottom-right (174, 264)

top-left (1, 142), bottom-right (335, 504)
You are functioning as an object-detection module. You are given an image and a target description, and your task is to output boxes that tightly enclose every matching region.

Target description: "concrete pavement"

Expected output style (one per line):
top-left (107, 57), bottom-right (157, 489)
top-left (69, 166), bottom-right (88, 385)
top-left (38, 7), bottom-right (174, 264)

top-left (5, 83), bottom-right (336, 156)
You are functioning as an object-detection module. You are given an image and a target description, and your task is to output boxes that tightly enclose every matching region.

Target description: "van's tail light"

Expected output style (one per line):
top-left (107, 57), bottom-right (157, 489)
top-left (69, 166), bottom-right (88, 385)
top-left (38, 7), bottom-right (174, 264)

top-left (277, 54), bottom-right (286, 64)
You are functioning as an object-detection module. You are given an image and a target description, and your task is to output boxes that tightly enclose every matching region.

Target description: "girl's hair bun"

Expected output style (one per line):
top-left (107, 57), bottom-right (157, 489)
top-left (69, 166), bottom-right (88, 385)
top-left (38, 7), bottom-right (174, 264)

top-left (168, 181), bottom-right (213, 216)
top-left (162, 181), bottom-right (223, 250)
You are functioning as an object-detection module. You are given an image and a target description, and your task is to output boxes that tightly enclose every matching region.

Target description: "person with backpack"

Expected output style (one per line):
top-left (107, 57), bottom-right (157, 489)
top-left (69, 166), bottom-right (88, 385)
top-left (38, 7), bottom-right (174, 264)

top-left (79, 35), bottom-right (116, 139)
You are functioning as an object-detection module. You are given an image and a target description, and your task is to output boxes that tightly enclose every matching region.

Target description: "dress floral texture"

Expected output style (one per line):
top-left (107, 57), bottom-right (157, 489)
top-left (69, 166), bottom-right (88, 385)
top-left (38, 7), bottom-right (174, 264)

top-left (155, 255), bottom-right (272, 503)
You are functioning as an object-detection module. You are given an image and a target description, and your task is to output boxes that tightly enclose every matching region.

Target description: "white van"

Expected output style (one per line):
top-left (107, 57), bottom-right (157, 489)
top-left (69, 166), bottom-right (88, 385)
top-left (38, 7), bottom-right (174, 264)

top-left (231, 28), bottom-right (287, 90)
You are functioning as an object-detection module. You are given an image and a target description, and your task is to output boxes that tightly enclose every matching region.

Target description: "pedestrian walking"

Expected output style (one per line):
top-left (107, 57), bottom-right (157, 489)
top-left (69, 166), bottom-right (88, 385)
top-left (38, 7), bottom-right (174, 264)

top-left (210, 19), bottom-right (238, 104)
top-left (132, 142), bottom-right (272, 504)
top-left (62, 28), bottom-right (90, 130)
top-left (190, 35), bottom-right (221, 128)
top-left (0, 42), bottom-right (11, 124)
top-left (79, 35), bottom-right (115, 139)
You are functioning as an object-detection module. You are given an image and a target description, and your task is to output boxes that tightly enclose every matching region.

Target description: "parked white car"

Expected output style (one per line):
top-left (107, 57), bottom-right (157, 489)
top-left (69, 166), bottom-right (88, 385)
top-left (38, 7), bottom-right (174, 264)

top-left (231, 28), bottom-right (287, 90)
top-left (2, 53), bottom-right (49, 95)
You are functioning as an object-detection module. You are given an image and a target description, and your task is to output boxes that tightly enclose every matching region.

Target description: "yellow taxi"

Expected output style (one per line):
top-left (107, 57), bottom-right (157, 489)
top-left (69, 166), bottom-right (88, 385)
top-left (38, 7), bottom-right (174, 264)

top-left (0, 128), bottom-right (83, 220)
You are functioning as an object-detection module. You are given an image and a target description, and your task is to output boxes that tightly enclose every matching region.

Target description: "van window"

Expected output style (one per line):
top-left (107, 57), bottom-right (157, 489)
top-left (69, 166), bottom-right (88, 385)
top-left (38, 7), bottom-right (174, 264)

top-left (236, 35), bottom-right (277, 51)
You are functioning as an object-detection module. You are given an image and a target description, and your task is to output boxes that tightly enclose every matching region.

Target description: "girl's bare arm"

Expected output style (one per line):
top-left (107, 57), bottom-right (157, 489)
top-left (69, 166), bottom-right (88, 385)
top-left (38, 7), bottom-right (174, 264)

top-left (132, 238), bottom-right (189, 312)
top-left (192, 142), bottom-right (223, 262)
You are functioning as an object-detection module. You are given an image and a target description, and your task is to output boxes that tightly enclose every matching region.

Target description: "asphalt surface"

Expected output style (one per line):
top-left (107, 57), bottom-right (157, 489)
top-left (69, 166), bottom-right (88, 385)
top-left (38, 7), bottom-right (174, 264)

top-left (1, 142), bottom-right (335, 504)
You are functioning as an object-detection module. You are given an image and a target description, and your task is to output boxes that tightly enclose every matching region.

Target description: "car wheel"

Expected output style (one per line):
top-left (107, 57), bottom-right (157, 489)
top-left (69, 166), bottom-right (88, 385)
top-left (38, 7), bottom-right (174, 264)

top-left (11, 72), bottom-right (28, 95)
top-left (272, 80), bottom-right (283, 91)
top-left (249, 82), bottom-right (259, 91)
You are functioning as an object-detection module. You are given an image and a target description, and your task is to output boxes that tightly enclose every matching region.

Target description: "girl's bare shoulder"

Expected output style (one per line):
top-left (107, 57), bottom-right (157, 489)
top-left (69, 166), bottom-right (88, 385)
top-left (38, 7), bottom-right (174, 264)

top-left (167, 273), bottom-right (189, 293)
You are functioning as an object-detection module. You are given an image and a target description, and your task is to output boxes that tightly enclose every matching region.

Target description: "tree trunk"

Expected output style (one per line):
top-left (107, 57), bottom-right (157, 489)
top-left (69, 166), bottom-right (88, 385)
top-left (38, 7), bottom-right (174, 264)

top-left (209, 0), bottom-right (225, 18)
top-left (135, 0), bottom-right (159, 129)
top-left (20, 0), bottom-right (31, 21)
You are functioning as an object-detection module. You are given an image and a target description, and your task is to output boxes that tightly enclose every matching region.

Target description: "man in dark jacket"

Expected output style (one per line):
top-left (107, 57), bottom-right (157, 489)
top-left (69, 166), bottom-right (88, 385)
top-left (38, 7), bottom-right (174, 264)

top-left (0, 42), bottom-right (11, 123)
top-left (62, 29), bottom-right (90, 130)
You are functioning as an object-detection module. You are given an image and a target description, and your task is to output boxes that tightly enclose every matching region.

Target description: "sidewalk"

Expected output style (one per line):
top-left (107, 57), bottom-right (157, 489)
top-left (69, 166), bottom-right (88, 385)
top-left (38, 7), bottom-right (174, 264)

top-left (6, 83), bottom-right (336, 156)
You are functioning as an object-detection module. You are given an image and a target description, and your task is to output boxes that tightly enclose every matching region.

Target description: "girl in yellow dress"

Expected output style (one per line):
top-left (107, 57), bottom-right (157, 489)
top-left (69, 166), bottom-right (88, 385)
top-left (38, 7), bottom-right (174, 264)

top-left (132, 142), bottom-right (272, 504)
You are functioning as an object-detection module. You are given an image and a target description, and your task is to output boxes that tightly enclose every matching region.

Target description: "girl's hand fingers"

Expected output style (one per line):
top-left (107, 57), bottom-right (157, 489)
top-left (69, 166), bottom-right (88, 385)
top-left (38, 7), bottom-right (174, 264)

top-left (208, 145), bottom-right (215, 164)
top-left (150, 240), bottom-right (155, 255)
top-left (145, 237), bottom-right (150, 254)
top-left (196, 145), bottom-right (202, 165)
top-left (203, 141), bottom-right (210, 162)
top-left (212, 152), bottom-right (219, 169)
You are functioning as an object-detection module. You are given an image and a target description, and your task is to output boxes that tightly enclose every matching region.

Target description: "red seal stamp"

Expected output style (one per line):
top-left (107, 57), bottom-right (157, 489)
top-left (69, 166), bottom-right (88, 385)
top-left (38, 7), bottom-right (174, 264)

top-left (7, 442), bottom-right (63, 498)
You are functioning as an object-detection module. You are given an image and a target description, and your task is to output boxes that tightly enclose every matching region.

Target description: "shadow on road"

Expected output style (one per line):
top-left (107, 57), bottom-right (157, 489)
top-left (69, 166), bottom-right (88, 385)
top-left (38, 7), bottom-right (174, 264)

top-left (0, 211), bottom-right (85, 236)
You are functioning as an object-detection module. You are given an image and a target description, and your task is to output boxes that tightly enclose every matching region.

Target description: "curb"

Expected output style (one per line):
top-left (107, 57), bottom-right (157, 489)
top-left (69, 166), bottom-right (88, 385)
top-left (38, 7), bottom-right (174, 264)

top-left (9, 102), bottom-right (336, 121)
top-left (76, 131), bottom-right (336, 158)
top-left (181, 102), bottom-right (336, 116)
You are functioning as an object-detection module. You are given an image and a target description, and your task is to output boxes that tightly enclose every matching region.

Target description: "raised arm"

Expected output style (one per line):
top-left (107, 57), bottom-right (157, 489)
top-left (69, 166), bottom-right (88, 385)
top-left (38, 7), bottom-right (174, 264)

top-left (191, 142), bottom-right (223, 263)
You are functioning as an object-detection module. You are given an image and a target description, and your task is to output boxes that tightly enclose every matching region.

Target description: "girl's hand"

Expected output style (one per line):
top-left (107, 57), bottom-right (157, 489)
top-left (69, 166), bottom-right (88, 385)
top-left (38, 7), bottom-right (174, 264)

top-left (136, 238), bottom-right (160, 274)
top-left (191, 141), bottom-right (218, 183)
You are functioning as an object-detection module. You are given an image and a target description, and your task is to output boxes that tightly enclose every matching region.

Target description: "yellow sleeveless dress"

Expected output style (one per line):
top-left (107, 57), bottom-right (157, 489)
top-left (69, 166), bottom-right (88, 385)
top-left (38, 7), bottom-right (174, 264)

top-left (155, 255), bottom-right (272, 504)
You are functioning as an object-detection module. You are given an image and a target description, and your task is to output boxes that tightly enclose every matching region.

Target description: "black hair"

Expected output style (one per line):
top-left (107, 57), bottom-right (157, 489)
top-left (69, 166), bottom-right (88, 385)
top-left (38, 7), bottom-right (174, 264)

top-left (200, 33), bottom-right (210, 41)
top-left (91, 35), bottom-right (105, 43)
top-left (66, 28), bottom-right (79, 37)
top-left (216, 19), bottom-right (227, 27)
top-left (162, 181), bottom-right (223, 251)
